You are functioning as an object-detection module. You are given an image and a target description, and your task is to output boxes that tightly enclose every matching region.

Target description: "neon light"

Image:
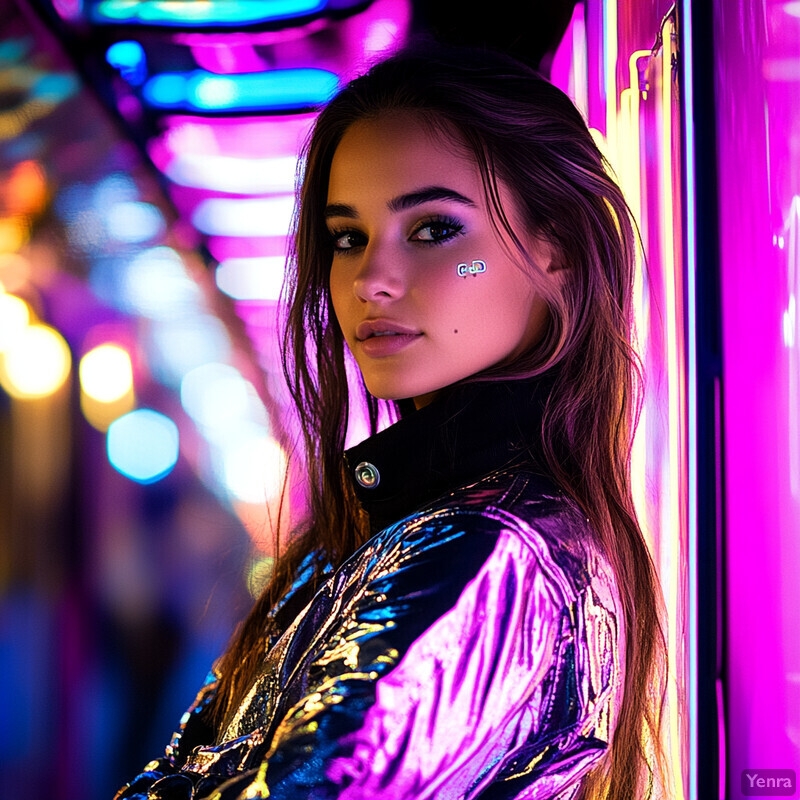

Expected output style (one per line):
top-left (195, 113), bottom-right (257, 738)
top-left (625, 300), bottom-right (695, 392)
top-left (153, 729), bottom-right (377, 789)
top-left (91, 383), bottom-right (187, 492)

top-left (787, 197), bottom-right (800, 498)
top-left (215, 257), bottom-right (286, 301)
top-left (165, 153), bottom-right (298, 194)
top-left (192, 195), bottom-right (295, 237)
top-left (93, 0), bottom-right (327, 26)
top-left (680, 1), bottom-right (700, 796)
top-left (603, 0), bottom-right (618, 149)
top-left (143, 68), bottom-right (338, 112)
top-left (363, 18), bottom-right (401, 57)
top-left (106, 41), bottom-right (147, 85)
top-left (143, 73), bottom-right (186, 106)
top-left (107, 409), bottom-right (179, 484)
top-left (658, 25), bottom-right (692, 800)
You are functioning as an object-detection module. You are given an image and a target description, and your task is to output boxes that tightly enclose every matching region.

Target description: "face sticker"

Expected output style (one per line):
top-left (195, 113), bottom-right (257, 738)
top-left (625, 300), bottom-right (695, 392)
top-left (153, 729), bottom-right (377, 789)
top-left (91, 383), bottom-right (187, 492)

top-left (456, 259), bottom-right (487, 277)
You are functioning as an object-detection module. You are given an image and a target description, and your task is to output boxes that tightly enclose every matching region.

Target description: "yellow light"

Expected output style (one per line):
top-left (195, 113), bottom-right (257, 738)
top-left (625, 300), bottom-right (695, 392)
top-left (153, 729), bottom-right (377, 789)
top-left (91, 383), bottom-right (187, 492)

top-left (0, 323), bottom-right (71, 398)
top-left (0, 217), bottom-right (29, 253)
top-left (0, 293), bottom-right (31, 353)
top-left (79, 343), bottom-right (133, 402)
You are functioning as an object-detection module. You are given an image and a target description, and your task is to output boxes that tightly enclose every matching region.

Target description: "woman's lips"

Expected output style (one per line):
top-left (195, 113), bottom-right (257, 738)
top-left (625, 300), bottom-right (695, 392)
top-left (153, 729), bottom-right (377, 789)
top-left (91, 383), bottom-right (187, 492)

top-left (358, 331), bottom-right (422, 357)
top-left (355, 320), bottom-right (423, 357)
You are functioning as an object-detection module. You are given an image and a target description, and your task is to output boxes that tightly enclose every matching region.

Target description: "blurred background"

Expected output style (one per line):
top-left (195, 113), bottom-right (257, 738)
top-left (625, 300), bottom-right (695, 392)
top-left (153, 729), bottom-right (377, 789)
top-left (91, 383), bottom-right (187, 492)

top-left (0, 1), bottom-right (797, 798)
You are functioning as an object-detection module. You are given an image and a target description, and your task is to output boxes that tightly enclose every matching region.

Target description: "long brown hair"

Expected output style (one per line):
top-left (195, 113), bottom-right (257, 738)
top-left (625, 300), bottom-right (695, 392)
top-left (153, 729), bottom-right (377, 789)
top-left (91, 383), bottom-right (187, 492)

top-left (210, 43), bottom-right (667, 798)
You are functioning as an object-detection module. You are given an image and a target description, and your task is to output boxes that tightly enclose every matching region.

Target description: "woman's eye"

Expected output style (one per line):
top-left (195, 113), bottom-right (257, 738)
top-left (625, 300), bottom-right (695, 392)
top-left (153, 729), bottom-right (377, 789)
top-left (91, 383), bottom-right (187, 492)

top-left (330, 230), bottom-right (366, 252)
top-left (411, 218), bottom-right (464, 244)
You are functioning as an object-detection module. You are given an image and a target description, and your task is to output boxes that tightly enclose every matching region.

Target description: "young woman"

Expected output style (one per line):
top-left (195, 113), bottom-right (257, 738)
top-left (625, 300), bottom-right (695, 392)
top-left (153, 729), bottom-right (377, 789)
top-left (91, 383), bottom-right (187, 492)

top-left (116, 44), bottom-right (666, 800)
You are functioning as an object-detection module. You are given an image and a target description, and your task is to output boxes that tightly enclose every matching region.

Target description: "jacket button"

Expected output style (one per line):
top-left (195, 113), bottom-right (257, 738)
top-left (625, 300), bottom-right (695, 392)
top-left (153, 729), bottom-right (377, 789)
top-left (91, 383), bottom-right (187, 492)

top-left (354, 461), bottom-right (380, 488)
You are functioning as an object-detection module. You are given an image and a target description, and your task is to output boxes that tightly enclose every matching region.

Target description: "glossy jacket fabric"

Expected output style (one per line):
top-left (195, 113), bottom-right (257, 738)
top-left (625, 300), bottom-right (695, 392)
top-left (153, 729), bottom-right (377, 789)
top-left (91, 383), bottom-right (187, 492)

top-left (115, 380), bottom-right (624, 800)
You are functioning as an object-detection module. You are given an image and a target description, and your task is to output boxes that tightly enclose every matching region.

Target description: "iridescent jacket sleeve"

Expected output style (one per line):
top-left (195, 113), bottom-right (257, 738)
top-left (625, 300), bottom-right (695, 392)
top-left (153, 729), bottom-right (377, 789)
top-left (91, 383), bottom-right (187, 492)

top-left (116, 480), bottom-right (623, 800)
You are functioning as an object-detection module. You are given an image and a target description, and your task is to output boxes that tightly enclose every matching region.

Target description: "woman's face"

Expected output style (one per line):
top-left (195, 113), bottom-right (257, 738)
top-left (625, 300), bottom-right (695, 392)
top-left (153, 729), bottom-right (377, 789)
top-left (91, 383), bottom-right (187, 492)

top-left (326, 113), bottom-right (552, 408)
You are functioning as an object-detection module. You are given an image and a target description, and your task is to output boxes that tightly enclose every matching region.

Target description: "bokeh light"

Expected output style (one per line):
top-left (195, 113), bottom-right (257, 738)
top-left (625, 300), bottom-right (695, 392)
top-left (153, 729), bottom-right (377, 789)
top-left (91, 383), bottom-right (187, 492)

top-left (147, 315), bottom-right (231, 386)
top-left (107, 408), bottom-right (179, 483)
top-left (121, 246), bottom-right (202, 319)
top-left (105, 201), bottom-right (165, 243)
top-left (218, 433), bottom-right (286, 504)
top-left (215, 256), bottom-right (286, 301)
top-left (0, 323), bottom-right (72, 399)
top-left (79, 343), bottom-right (133, 402)
top-left (0, 293), bottom-right (31, 352)
top-left (180, 362), bottom-right (254, 436)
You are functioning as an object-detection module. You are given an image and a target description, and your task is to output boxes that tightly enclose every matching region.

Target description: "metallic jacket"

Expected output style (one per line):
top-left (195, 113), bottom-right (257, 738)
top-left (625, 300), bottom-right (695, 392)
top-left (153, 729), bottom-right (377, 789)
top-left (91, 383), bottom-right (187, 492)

top-left (116, 380), bottom-right (624, 800)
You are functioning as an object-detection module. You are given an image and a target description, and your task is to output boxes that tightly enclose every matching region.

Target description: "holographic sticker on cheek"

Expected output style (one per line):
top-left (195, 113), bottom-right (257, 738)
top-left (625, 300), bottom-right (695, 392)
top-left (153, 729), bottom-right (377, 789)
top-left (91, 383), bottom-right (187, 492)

top-left (456, 260), bottom-right (487, 278)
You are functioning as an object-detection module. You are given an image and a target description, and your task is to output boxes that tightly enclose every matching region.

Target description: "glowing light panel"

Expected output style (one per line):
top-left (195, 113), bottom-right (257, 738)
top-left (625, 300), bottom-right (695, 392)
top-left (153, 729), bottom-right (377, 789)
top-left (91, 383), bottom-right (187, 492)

top-left (192, 196), bottom-right (294, 237)
top-left (165, 154), bottom-right (297, 194)
top-left (93, 0), bottom-right (327, 26)
top-left (143, 69), bottom-right (338, 112)
top-left (107, 409), bottom-right (179, 484)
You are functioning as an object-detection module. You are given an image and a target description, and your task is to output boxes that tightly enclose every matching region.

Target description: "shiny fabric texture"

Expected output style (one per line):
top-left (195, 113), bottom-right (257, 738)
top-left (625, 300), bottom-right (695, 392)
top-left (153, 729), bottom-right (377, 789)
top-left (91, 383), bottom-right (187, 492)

top-left (115, 474), bottom-right (623, 800)
top-left (116, 381), bottom-right (624, 800)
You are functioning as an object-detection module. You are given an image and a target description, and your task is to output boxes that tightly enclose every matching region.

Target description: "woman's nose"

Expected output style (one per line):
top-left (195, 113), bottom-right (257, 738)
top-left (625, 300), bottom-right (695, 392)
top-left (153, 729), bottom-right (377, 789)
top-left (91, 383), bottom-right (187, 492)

top-left (353, 246), bottom-right (404, 302)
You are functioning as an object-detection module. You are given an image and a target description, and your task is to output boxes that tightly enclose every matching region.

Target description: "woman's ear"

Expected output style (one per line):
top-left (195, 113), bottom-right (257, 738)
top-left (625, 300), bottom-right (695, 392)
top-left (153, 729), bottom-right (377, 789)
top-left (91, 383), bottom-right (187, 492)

top-left (530, 238), bottom-right (567, 285)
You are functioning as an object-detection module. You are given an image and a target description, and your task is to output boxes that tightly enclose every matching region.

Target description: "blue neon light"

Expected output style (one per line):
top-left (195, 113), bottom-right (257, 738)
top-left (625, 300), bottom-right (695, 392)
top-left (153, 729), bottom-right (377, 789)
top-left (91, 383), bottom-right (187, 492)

top-left (142, 69), bottom-right (339, 112)
top-left (92, 0), bottom-right (327, 27)
top-left (106, 40), bottom-right (147, 85)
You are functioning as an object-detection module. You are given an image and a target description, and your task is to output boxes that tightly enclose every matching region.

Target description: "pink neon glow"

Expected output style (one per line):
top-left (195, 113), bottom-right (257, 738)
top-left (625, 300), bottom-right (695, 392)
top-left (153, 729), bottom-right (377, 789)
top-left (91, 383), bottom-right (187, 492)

top-left (191, 41), bottom-right (270, 75)
top-left (150, 114), bottom-right (317, 163)
top-left (326, 529), bottom-right (623, 799)
top-left (717, 0), bottom-right (800, 794)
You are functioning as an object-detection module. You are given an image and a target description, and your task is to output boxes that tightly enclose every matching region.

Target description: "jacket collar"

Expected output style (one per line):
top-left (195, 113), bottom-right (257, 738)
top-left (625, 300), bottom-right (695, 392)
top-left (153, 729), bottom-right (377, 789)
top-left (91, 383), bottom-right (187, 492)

top-left (344, 376), bottom-right (554, 535)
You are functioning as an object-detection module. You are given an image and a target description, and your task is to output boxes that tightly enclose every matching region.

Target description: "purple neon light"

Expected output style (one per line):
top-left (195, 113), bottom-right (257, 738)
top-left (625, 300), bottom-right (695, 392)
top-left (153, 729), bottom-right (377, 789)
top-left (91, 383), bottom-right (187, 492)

top-left (714, 0), bottom-right (800, 796)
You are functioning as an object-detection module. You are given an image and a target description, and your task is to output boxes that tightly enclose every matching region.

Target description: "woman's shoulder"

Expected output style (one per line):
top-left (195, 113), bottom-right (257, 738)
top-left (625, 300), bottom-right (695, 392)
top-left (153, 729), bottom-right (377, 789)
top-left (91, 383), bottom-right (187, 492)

top-left (363, 465), bottom-right (616, 608)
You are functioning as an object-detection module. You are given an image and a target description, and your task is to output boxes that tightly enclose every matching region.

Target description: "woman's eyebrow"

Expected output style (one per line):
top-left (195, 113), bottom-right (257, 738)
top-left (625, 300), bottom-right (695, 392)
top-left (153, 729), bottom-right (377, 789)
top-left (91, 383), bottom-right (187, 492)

top-left (387, 186), bottom-right (476, 212)
top-left (324, 186), bottom-right (476, 220)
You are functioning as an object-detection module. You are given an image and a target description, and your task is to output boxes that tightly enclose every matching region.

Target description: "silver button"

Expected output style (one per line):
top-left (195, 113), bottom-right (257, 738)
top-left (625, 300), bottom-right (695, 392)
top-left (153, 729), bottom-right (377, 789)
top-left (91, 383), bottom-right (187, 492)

top-left (354, 461), bottom-right (380, 489)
